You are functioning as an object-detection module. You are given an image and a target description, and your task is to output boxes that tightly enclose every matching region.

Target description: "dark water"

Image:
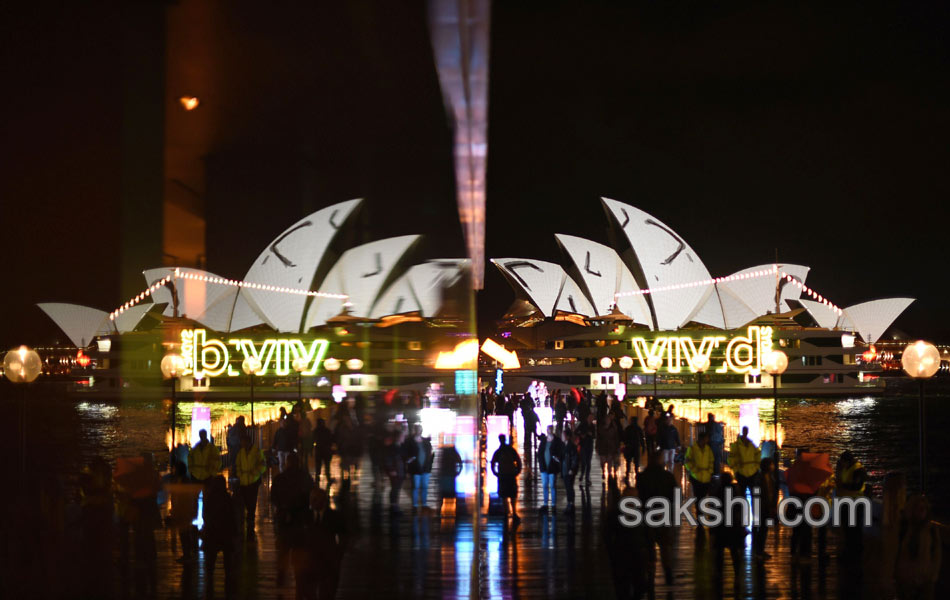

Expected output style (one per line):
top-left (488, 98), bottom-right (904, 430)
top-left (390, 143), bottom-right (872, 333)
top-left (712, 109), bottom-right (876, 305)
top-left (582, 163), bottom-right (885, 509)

top-left (2, 389), bottom-right (948, 519)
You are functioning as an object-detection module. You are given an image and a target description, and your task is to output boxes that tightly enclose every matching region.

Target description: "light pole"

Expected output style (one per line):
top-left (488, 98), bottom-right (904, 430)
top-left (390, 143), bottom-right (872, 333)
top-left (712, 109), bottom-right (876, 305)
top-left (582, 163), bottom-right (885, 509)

top-left (692, 355), bottom-right (710, 423)
top-left (293, 357), bottom-right (307, 404)
top-left (647, 355), bottom-right (663, 404)
top-left (763, 350), bottom-right (788, 469)
top-left (3, 346), bottom-right (42, 477)
top-left (619, 356), bottom-right (633, 399)
top-left (160, 353), bottom-right (185, 453)
top-left (242, 356), bottom-right (263, 436)
top-left (901, 340), bottom-right (940, 494)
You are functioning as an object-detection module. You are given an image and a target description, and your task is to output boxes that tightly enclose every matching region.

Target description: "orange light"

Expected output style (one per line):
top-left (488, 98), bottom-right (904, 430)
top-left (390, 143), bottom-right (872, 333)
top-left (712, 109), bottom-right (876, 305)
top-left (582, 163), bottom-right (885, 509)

top-left (76, 350), bottom-right (91, 368)
top-left (179, 96), bottom-right (199, 111)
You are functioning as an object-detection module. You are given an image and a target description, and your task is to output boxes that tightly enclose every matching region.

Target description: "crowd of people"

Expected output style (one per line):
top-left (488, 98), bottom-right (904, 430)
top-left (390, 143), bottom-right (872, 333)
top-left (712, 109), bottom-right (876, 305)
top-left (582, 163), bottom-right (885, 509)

top-left (54, 387), bottom-right (943, 599)
top-left (481, 386), bottom-right (942, 599)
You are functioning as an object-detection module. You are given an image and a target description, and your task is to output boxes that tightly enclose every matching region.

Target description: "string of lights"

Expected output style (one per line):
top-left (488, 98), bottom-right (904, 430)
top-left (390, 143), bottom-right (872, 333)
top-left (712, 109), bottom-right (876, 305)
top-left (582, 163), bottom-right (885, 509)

top-left (108, 267), bottom-right (348, 321)
top-left (613, 264), bottom-right (843, 316)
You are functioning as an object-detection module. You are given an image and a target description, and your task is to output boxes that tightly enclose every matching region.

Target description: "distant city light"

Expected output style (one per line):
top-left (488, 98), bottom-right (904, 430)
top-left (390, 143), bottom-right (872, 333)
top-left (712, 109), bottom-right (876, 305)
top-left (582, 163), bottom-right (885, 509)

top-left (179, 96), bottom-right (199, 111)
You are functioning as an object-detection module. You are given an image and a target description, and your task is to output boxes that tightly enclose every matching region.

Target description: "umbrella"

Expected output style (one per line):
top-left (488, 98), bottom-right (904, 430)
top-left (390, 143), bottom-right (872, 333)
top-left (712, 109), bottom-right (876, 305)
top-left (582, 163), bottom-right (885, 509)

top-left (785, 452), bottom-right (833, 495)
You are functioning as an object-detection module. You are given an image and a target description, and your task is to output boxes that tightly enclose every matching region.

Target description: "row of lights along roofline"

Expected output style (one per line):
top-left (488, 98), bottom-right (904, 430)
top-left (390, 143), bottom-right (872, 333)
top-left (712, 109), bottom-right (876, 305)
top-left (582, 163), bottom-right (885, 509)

top-left (109, 267), bottom-right (349, 321)
top-left (612, 264), bottom-right (843, 315)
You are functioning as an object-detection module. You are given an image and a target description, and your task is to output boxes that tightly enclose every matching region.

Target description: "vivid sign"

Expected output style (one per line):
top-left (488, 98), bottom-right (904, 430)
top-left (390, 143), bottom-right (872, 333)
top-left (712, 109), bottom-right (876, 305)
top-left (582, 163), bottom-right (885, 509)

top-left (630, 326), bottom-right (773, 375)
top-left (179, 329), bottom-right (329, 379)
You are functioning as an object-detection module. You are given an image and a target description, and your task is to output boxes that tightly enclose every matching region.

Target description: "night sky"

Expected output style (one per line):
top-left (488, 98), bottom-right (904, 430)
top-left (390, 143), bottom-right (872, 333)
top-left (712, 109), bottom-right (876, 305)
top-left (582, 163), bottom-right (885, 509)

top-left (2, 1), bottom-right (949, 347)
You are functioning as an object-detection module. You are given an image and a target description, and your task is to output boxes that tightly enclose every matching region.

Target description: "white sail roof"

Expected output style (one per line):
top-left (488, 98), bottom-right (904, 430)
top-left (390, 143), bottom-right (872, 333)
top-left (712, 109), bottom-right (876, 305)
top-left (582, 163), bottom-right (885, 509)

top-left (370, 259), bottom-right (469, 319)
top-left (37, 303), bottom-right (111, 348)
top-left (554, 234), bottom-right (652, 325)
top-left (715, 264), bottom-right (811, 317)
top-left (601, 198), bottom-right (712, 329)
top-left (799, 299), bottom-right (840, 329)
top-left (305, 235), bottom-right (420, 328)
top-left (113, 303), bottom-right (155, 333)
top-left (234, 199), bottom-right (361, 332)
top-left (404, 259), bottom-right (468, 317)
top-left (839, 298), bottom-right (914, 343)
top-left (492, 258), bottom-right (571, 317)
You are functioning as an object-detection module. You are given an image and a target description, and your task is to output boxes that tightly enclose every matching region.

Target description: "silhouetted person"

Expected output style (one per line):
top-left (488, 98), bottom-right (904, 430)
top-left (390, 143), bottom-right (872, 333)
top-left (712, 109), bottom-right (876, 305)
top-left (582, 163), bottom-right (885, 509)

top-left (271, 452), bottom-right (314, 587)
top-left (577, 415), bottom-right (595, 485)
top-left (383, 429), bottom-right (407, 511)
top-left (713, 471), bottom-right (747, 581)
top-left (622, 416), bottom-right (646, 484)
top-left (236, 432), bottom-right (266, 540)
top-left (643, 409), bottom-right (658, 456)
top-left (561, 429), bottom-right (580, 513)
top-left (438, 443), bottom-right (464, 514)
top-left (313, 418), bottom-right (334, 487)
top-left (490, 434), bottom-right (522, 522)
top-left (201, 475), bottom-right (237, 599)
top-left (752, 457), bottom-right (778, 561)
top-left (295, 488), bottom-right (348, 600)
top-left (167, 460), bottom-right (200, 563)
top-left (405, 424), bottom-right (434, 511)
top-left (537, 425), bottom-right (563, 512)
top-left (637, 453), bottom-right (678, 585)
top-left (273, 417), bottom-right (298, 473)
top-left (656, 415), bottom-right (680, 472)
top-left (226, 416), bottom-right (247, 472)
top-left (554, 396), bottom-right (567, 435)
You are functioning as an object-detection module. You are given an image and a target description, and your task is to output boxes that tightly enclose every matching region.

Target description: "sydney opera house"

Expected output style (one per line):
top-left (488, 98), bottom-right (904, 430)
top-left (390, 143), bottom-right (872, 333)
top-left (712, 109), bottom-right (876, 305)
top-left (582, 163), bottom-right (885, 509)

top-left (36, 197), bottom-right (914, 396)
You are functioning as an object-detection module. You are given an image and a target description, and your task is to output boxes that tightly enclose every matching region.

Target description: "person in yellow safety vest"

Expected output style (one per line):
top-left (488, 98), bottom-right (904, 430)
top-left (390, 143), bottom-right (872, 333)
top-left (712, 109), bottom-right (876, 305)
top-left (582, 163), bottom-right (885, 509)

top-left (685, 430), bottom-right (715, 500)
top-left (835, 450), bottom-right (868, 561)
top-left (187, 429), bottom-right (221, 483)
top-left (728, 426), bottom-right (761, 497)
top-left (236, 432), bottom-right (267, 540)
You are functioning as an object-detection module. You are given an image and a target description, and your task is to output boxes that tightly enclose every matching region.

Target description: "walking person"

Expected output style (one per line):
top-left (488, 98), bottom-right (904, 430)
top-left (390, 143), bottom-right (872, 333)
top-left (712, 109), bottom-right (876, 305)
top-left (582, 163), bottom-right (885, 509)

top-left (490, 434), bottom-right (523, 523)
top-left (235, 432), bottom-right (266, 540)
top-left (637, 452), bottom-right (679, 585)
top-left (728, 426), bottom-right (761, 497)
top-left (405, 424), bottom-right (434, 512)
top-left (166, 461), bottom-right (200, 564)
top-left (712, 471), bottom-right (747, 583)
top-left (643, 409), bottom-right (659, 456)
top-left (437, 442), bottom-right (464, 515)
top-left (297, 412), bottom-right (313, 472)
top-left (383, 429), bottom-right (407, 512)
top-left (188, 429), bottom-right (221, 483)
top-left (656, 414), bottom-right (680, 472)
top-left (537, 425), bottom-right (563, 513)
top-left (561, 428), bottom-right (580, 514)
top-left (554, 396), bottom-right (567, 436)
top-left (601, 412), bottom-right (623, 482)
top-left (270, 453), bottom-right (314, 588)
top-left (273, 417), bottom-right (298, 473)
top-left (577, 414), bottom-right (595, 485)
top-left (226, 416), bottom-right (246, 472)
top-left (297, 488), bottom-right (348, 600)
top-left (201, 475), bottom-right (238, 599)
top-left (622, 415), bottom-right (645, 484)
top-left (685, 430), bottom-right (714, 500)
top-left (312, 418), bottom-right (334, 488)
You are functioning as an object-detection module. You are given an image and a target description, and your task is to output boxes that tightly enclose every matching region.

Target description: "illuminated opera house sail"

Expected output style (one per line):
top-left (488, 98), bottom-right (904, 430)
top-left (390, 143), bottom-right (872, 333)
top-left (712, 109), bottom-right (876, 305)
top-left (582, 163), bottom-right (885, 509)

top-left (489, 198), bottom-right (915, 394)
